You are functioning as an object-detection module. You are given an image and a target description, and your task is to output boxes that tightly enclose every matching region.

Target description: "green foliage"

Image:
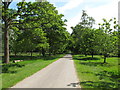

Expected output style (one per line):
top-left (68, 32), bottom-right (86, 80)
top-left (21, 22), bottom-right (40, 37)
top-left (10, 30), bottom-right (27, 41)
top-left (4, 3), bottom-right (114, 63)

top-left (6, 1), bottom-right (69, 57)
top-left (71, 10), bottom-right (96, 55)
top-left (71, 10), bottom-right (118, 63)
top-left (98, 18), bottom-right (118, 62)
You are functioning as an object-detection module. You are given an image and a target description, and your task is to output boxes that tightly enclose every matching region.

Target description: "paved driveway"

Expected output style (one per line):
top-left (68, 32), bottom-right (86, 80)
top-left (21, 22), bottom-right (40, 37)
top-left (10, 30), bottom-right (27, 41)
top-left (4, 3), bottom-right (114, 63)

top-left (11, 54), bottom-right (80, 88)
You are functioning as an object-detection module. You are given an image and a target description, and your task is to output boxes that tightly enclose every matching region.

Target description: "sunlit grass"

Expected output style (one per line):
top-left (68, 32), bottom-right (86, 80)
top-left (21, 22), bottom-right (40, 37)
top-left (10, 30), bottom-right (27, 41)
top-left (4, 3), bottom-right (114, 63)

top-left (73, 55), bottom-right (119, 88)
top-left (2, 54), bottom-right (65, 88)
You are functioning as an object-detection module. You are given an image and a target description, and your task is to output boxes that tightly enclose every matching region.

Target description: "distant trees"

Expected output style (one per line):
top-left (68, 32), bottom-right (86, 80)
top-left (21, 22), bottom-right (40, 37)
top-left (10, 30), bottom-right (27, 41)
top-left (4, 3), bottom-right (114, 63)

top-left (71, 10), bottom-right (118, 63)
top-left (71, 10), bottom-right (96, 56)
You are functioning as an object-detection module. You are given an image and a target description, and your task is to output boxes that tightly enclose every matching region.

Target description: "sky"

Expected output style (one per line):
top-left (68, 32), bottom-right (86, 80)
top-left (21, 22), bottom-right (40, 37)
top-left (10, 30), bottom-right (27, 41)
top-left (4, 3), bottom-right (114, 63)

top-left (10, 0), bottom-right (120, 33)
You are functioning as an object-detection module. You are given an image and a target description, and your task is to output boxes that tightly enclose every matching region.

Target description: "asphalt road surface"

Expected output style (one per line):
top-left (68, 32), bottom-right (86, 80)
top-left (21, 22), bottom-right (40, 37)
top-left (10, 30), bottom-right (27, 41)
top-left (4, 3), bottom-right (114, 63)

top-left (11, 54), bottom-right (80, 88)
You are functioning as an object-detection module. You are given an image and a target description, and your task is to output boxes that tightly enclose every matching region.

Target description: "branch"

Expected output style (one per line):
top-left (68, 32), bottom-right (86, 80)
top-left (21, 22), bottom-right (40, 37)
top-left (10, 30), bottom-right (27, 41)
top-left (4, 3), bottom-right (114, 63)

top-left (19, 27), bottom-right (41, 30)
top-left (8, 1), bottom-right (25, 21)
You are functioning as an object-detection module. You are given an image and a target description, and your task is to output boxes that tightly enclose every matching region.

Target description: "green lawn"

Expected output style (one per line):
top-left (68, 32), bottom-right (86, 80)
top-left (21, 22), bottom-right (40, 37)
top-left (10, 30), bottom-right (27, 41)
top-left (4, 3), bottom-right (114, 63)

top-left (1, 54), bottom-right (65, 88)
top-left (73, 55), bottom-right (119, 88)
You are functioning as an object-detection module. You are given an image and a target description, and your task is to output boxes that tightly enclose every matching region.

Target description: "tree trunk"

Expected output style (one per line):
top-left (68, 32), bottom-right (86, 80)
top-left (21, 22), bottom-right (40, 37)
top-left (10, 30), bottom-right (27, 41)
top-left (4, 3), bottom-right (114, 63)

top-left (15, 51), bottom-right (17, 57)
top-left (31, 51), bottom-right (33, 57)
top-left (49, 53), bottom-right (51, 56)
top-left (42, 48), bottom-right (45, 56)
top-left (104, 56), bottom-right (106, 63)
top-left (49, 48), bottom-right (52, 56)
top-left (91, 52), bottom-right (94, 58)
top-left (4, 24), bottom-right (9, 63)
top-left (92, 54), bottom-right (94, 58)
top-left (3, 2), bottom-right (12, 63)
top-left (39, 52), bottom-right (41, 56)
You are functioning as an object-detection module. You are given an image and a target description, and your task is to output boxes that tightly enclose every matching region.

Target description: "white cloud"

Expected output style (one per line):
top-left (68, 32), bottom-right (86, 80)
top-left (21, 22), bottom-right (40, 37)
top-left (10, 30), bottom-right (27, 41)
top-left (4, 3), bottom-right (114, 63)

top-left (84, 0), bottom-right (110, 3)
top-left (66, 0), bottom-right (119, 33)
top-left (65, 12), bottom-right (82, 33)
top-left (58, 0), bottom-right (83, 14)
top-left (87, 0), bottom-right (118, 25)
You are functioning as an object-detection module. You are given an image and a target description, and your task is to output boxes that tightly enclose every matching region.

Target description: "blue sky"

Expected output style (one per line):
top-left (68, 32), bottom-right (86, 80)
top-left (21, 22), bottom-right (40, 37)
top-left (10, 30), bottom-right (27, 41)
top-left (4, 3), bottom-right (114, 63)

top-left (10, 0), bottom-right (119, 33)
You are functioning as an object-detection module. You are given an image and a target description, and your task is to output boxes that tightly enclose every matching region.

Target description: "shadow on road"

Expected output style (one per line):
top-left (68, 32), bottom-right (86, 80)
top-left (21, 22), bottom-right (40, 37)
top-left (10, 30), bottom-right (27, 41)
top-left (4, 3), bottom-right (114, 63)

top-left (67, 82), bottom-right (80, 87)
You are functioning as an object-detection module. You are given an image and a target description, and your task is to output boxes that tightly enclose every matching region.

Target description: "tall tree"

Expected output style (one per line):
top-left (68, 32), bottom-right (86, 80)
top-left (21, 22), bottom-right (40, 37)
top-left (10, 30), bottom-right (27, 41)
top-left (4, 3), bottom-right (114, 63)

top-left (71, 10), bottom-right (95, 55)
top-left (10, 1), bottom-right (68, 56)
top-left (2, 0), bottom-right (13, 63)
top-left (2, 0), bottom-right (25, 63)
top-left (11, 1), bottom-right (50, 56)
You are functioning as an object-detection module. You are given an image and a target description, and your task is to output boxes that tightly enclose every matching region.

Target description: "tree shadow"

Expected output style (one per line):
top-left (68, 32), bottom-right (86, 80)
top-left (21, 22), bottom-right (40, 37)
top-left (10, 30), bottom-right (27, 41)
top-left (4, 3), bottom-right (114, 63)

top-left (42, 55), bottom-right (59, 61)
top-left (80, 70), bottom-right (119, 88)
top-left (81, 71), bottom-right (94, 74)
top-left (79, 62), bottom-right (114, 67)
top-left (42, 54), bottom-right (64, 61)
top-left (10, 55), bottom-right (40, 60)
top-left (2, 55), bottom-right (41, 63)
top-left (80, 81), bottom-right (118, 88)
top-left (2, 63), bottom-right (25, 73)
top-left (95, 70), bottom-right (119, 85)
top-left (80, 62), bottom-right (103, 66)
top-left (80, 81), bottom-right (118, 89)
top-left (73, 57), bottom-right (100, 61)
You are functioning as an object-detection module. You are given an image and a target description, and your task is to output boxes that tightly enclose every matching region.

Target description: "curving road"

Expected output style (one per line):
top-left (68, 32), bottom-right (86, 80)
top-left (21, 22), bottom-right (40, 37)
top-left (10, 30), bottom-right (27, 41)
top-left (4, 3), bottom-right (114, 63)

top-left (11, 54), bottom-right (80, 88)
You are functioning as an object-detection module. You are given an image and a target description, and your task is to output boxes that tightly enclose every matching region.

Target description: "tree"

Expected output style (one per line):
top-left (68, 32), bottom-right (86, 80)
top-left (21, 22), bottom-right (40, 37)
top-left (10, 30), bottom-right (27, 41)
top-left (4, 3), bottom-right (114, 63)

top-left (9, 1), bottom-right (68, 56)
top-left (9, 1), bottom-right (50, 56)
top-left (71, 10), bottom-right (95, 56)
top-left (2, 0), bottom-right (69, 62)
top-left (30, 1), bottom-right (68, 55)
top-left (98, 18), bottom-right (118, 63)
top-left (2, 0), bottom-right (25, 63)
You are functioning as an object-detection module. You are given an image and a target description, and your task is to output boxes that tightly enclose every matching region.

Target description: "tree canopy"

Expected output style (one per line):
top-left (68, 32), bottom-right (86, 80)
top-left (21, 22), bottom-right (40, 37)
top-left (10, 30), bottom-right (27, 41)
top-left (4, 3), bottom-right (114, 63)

top-left (2, 0), bottom-right (70, 63)
top-left (71, 10), bottom-right (118, 63)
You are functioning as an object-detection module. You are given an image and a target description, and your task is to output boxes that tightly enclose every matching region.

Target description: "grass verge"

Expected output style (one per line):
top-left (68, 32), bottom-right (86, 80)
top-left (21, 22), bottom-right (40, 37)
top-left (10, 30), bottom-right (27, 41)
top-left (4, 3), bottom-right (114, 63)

top-left (1, 54), bottom-right (65, 88)
top-left (73, 55), bottom-right (119, 88)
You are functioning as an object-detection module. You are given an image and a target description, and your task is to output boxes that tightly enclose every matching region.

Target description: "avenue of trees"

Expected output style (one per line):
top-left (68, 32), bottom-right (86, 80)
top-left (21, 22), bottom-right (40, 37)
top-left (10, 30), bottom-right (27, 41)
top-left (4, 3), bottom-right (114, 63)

top-left (2, 0), bottom-right (70, 63)
top-left (2, 0), bottom-right (119, 64)
top-left (70, 10), bottom-right (119, 63)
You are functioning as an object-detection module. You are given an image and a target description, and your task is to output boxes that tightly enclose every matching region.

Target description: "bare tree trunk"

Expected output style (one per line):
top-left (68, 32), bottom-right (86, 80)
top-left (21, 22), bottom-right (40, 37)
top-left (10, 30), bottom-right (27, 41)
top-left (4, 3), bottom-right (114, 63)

top-left (31, 51), bottom-right (33, 57)
top-left (4, 26), bottom-right (9, 63)
top-left (92, 54), bottom-right (93, 58)
top-left (2, 2), bottom-right (12, 63)
top-left (42, 48), bottom-right (45, 56)
top-left (15, 51), bottom-right (17, 57)
top-left (92, 52), bottom-right (94, 58)
top-left (104, 55), bottom-right (106, 63)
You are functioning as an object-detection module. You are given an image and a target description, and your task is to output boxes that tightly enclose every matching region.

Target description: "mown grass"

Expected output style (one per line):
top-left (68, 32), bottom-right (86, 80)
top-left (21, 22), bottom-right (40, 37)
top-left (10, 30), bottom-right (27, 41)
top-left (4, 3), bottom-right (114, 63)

top-left (1, 54), bottom-right (65, 88)
top-left (73, 55), bottom-right (119, 89)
